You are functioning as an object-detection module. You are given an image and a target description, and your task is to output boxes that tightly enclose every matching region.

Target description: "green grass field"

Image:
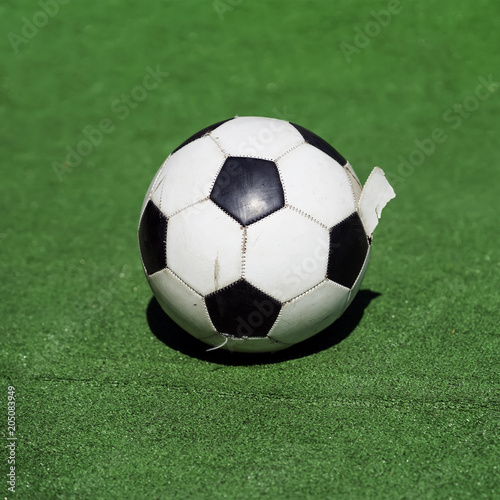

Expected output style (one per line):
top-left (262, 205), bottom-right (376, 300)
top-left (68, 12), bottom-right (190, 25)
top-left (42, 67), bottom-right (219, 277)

top-left (1, 0), bottom-right (499, 498)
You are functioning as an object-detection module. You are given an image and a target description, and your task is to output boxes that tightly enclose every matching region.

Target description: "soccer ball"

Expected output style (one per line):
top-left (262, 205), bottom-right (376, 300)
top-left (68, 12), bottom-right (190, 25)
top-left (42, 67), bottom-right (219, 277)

top-left (139, 116), bottom-right (395, 353)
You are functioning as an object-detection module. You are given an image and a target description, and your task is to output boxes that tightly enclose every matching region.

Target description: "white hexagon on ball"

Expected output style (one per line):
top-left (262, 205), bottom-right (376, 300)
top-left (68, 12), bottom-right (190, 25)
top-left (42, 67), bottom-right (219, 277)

top-left (244, 208), bottom-right (329, 302)
top-left (166, 200), bottom-right (243, 296)
top-left (153, 136), bottom-right (225, 217)
top-left (278, 143), bottom-right (356, 228)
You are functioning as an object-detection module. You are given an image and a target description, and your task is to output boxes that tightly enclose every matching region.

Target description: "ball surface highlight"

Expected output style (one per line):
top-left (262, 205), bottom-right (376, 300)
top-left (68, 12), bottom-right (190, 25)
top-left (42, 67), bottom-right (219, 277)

top-left (139, 116), bottom-right (394, 353)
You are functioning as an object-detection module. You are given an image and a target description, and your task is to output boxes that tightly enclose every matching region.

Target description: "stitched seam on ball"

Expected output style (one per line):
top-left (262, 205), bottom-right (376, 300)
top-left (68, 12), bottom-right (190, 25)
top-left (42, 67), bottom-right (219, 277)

top-left (150, 160), bottom-right (169, 196)
top-left (208, 133), bottom-right (228, 156)
top-left (204, 277), bottom-right (248, 298)
top-left (274, 139), bottom-right (306, 161)
top-left (267, 310), bottom-right (297, 345)
top-left (285, 204), bottom-right (328, 230)
top-left (210, 152), bottom-right (279, 163)
top-left (267, 308), bottom-right (285, 338)
top-left (200, 324), bottom-right (223, 342)
top-left (280, 279), bottom-right (328, 306)
top-left (155, 177), bottom-right (166, 212)
top-left (216, 154), bottom-right (276, 162)
top-left (240, 205), bottom-right (288, 229)
top-left (267, 278), bottom-right (349, 339)
top-left (344, 162), bottom-right (361, 210)
top-left (344, 170), bottom-right (357, 209)
top-left (167, 197), bottom-right (209, 219)
top-left (241, 227), bottom-right (247, 280)
top-left (210, 200), bottom-right (245, 226)
top-left (207, 155), bottom-right (229, 198)
top-left (274, 158), bottom-right (288, 205)
top-left (213, 277), bottom-right (281, 305)
top-left (165, 267), bottom-right (205, 298)
top-left (363, 165), bottom-right (380, 186)
top-left (346, 162), bottom-right (362, 191)
top-left (356, 208), bottom-right (371, 243)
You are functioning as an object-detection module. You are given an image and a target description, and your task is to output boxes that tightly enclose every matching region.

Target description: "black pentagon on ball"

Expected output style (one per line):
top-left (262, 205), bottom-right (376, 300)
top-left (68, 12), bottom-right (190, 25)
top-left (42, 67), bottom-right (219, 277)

top-left (210, 156), bottom-right (285, 226)
top-left (171, 118), bottom-right (233, 155)
top-left (205, 279), bottom-right (281, 338)
top-left (290, 122), bottom-right (347, 166)
top-left (327, 212), bottom-right (369, 289)
top-left (138, 200), bottom-right (168, 275)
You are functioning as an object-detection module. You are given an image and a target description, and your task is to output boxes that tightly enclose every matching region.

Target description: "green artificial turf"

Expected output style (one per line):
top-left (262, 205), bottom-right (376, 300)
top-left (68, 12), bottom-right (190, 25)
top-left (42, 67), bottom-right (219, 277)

top-left (1, 0), bottom-right (499, 498)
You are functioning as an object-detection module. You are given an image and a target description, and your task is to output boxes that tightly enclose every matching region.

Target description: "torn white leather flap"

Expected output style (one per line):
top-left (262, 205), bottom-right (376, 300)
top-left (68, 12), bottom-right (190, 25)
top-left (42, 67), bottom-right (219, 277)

top-left (358, 167), bottom-right (396, 236)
